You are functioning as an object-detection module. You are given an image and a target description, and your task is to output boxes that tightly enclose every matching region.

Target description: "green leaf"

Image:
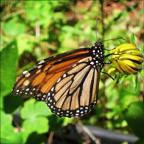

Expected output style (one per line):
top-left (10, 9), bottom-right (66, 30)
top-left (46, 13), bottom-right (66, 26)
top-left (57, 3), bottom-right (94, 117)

top-left (1, 110), bottom-right (13, 128)
top-left (20, 99), bottom-right (52, 143)
top-left (24, 1), bottom-right (55, 27)
top-left (95, 104), bottom-right (103, 118)
top-left (23, 132), bottom-right (45, 144)
top-left (116, 74), bottom-right (128, 84)
top-left (119, 39), bottom-right (124, 44)
top-left (48, 115), bottom-right (65, 131)
top-left (60, 38), bottom-right (78, 49)
top-left (132, 74), bottom-right (138, 91)
top-left (34, 100), bottom-right (53, 116)
top-left (1, 95), bottom-right (4, 109)
top-left (0, 40), bottom-right (18, 97)
top-left (131, 33), bottom-right (136, 46)
top-left (21, 99), bottom-right (35, 119)
top-left (120, 120), bottom-right (128, 127)
top-left (1, 110), bottom-right (22, 143)
top-left (124, 101), bottom-right (144, 138)
top-left (105, 82), bottom-right (119, 109)
top-left (106, 111), bottom-right (116, 119)
top-left (3, 94), bottom-right (23, 114)
top-left (21, 99), bottom-right (52, 119)
top-left (17, 35), bottom-right (34, 56)
top-left (22, 117), bottom-right (49, 143)
top-left (2, 21), bottom-right (25, 36)
top-left (140, 43), bottom-right (144, 53)
top-left (23, 117), bottom-right (49, 134)
top-left (105, 121), bottom-right (113, 130)
top-left (62, 26), bottom-right (95, 41)
top-left (140, 68), bottom-right (144, 79)
top-left (119, 94), bottom-right (137, 110)
top-left (134, 139), bottom-right (144, 144)
top-left (119, 81), bottom-right (140, 101)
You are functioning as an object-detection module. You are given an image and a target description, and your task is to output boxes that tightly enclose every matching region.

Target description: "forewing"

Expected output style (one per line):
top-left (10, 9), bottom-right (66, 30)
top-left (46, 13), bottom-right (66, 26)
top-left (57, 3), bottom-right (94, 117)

top-left (12, 48), bottom-right (90, 97)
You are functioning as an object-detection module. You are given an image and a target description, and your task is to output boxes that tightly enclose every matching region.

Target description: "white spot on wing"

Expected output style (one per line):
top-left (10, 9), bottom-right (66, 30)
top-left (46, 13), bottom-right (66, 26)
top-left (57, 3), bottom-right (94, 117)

top-left (38, 60), bottom-right (45, 64)
top-left (26, 88), bottom-right (29, 91)
top-left (37, 65), bottom-right (42, 69)
top-left (72, 64), bottom-right (76, 67)
top-left (63, 74), bottom-right (66, 78)
top-left (51, 87), bottom-right (54, 91)
top-left (43, 95), bottom-right (46, 98)
top-left (37, 93), bottom-right (41, 97)
top-left (23, 71), bottom-right (28, 74)
top-left (57, 78), bottom-right (61, 83)
top-left (23, 80), bottom-right (29, 86)
top-left (90, 62), bottom-right (94, 65)
top-left (76, 110), bottom-right (79, 113)
top-left (25, 72), bottom-right (30, 77)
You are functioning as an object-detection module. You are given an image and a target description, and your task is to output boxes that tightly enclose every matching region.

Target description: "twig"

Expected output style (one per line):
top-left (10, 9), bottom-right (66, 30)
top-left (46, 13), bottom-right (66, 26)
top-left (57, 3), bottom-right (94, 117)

top-left (78, 120), bottom-right (101, 144)
top-left (47, 132), bottom-right (54, 144)
top-left (2, 9), bottom-right (24, 21)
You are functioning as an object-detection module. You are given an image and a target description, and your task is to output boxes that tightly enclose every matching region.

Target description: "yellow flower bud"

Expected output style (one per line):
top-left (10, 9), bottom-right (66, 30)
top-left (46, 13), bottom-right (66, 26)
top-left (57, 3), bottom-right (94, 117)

top-left (108, 44), bottom-right (143, 75)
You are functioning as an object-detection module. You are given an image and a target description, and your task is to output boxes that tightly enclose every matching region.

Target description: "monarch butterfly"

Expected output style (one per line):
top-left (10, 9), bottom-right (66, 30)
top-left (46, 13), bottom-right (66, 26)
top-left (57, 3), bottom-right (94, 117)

top-left (12, 41), bottom-right (105, 118)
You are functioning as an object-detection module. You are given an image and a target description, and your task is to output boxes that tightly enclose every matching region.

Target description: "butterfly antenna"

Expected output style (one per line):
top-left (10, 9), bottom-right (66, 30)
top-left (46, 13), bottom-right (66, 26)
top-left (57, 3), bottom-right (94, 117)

top-left (95, 18), bottom-right (100, 41)
top-left (101, 71), bottom-right (114, 80)
top-left (103, 37), bottom-right (125, 41)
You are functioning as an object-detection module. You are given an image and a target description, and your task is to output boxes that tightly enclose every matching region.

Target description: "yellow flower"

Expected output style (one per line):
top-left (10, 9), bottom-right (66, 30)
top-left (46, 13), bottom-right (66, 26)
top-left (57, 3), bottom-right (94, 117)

top-left (108, 44), bottom-right (143, 75)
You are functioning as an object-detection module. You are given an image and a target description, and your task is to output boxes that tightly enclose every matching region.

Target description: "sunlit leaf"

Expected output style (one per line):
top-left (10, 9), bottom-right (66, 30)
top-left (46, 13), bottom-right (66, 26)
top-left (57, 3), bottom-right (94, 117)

top-left (1, 110), bottom-right (22, 143)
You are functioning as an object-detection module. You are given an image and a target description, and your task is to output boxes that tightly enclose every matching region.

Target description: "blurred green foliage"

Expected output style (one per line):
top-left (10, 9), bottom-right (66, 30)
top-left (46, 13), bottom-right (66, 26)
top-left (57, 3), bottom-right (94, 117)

top-left (1, 1), bottom-right (144, 144)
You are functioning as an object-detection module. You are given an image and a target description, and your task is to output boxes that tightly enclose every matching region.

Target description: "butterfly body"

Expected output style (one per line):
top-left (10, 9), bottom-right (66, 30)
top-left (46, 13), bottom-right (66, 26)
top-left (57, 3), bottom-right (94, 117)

top-left (12, 41), bottom-right (105, 117)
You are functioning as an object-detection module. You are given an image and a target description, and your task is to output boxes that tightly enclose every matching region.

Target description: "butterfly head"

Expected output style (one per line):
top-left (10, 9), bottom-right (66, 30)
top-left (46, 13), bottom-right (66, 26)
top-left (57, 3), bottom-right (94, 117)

top-left (95, 41), bottom-right (104, 48)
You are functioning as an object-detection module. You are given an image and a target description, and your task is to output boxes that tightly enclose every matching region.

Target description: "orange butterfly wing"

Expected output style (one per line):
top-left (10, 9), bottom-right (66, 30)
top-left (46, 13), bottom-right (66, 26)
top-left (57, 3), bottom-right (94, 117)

top-left (12, 41), bottom-right (105, 118)
top-left (12, 48), bottom-right (90, 97)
